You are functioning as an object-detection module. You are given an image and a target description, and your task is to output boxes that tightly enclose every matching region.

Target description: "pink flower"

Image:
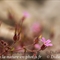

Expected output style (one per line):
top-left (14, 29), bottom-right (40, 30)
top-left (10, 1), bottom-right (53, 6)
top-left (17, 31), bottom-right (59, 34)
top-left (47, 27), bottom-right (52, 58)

top-left (23, 11), bottom-right (30, 18)
top-left (22, 11), bottom-right (30, 22)
top-left (34, 44), bottom-right (41, 50)
top-left (31, 22), bottom-right (41, 33)
top-left (41, 37), bottom-right (53, 47)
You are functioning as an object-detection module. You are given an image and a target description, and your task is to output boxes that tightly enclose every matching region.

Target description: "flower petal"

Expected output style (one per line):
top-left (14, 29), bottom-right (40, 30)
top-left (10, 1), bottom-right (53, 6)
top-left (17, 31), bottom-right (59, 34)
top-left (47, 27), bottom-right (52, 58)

top-left (41, 37), bottom-right (46, 43)
top-left (23, 11), bottom-right (30, 18)
top-left (48, 43), bottom-right (53, 46)
top-left (34, 44), bottom-right (41, 50)
top-left (46, 39), bottom-right (51, 44)
top-left (45, 43), bottom-right (53, 47)
top-left (44, 44), bottom-right (49, 46)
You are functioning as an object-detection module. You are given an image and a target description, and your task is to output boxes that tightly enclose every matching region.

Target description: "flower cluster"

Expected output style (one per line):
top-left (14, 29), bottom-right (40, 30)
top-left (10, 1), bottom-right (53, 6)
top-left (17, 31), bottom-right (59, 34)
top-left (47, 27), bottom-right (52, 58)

top-left (0, 11), bottom-right (53, 57)
top-left (14, 12), bottom-right (53, 53)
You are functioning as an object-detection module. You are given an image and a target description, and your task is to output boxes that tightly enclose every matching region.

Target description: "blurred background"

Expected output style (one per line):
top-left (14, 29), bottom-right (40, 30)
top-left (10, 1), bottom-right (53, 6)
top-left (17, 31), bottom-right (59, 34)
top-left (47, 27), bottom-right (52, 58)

top-left (0, 0), bottom-right (60, 60)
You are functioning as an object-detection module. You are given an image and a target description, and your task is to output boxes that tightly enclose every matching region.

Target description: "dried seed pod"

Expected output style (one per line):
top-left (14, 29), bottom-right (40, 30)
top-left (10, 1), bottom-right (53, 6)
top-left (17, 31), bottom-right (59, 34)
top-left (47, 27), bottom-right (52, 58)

top-left (13, 31), bottom-right (18, 41)
top-left (41, 44), bottom-right (46, 50)
top-left (13, 24), bottom-right (21, 41)
top-left (0, 40), bottom-right (8, 48)
top-left (34, 37), bottom-right (39, 44)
